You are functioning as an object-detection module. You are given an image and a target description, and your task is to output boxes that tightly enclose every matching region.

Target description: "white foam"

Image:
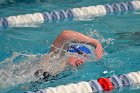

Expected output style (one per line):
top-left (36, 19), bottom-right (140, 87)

top-left (0, 52), bottom-right (42, 88)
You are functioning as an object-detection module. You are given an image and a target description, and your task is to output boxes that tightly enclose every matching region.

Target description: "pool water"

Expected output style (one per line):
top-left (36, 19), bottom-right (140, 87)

top-left (0, 0), bottom-right (140, 93)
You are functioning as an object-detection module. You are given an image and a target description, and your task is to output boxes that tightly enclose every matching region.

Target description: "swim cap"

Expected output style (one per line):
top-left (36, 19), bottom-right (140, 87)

top-left (67, 45), bottom-right (91, 54)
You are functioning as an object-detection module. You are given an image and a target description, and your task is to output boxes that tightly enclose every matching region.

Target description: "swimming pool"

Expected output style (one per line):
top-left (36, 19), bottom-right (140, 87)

top-left (0, 0), bottom-right (140, 93)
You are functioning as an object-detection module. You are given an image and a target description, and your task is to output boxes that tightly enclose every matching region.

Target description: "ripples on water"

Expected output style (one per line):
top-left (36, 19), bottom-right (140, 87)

top-left (0, 0), bottom-right (82, 6)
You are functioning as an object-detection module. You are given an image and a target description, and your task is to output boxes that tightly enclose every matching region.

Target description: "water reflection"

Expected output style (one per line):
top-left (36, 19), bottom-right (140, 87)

top-left (116, 32), bottom-right (140, 46)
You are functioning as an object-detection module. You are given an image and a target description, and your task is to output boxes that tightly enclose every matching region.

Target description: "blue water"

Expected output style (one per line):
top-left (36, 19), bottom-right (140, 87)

top-left (0, 0), bottom-right (140, 93)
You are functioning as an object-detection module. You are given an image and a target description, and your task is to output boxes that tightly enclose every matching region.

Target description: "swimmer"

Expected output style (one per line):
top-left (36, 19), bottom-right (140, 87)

top-left (34, 30), bottom-right (103, 80)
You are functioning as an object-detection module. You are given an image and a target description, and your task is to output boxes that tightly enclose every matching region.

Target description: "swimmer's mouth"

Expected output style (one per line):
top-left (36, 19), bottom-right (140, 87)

top-left (34, 69), bottom-right (65, 82)
top-left (34, 69), bottom-right (53, 81)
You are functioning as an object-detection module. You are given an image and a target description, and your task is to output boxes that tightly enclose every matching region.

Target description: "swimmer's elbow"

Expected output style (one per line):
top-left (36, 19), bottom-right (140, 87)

top-left (60, 30), bottom-right (75, 40)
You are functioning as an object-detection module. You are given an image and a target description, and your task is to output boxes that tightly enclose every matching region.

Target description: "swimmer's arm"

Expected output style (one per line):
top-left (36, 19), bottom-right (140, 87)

top-left (61, 59), bottom-right (68, 69)
top-left (41, 55), bottom-right (50, 65)
top-left (41, 52), bottom-right (56, 65)
top-left (51, 30), bottom-right (103, 59)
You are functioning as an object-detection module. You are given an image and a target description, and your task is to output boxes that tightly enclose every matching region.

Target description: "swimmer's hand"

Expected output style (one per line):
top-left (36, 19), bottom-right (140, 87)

top-left (68, 56), bottom-right (84, 67)
top-left (95, 40), bottom-right (103, 60)
top-left (75, 60), bottom-right (84, 66)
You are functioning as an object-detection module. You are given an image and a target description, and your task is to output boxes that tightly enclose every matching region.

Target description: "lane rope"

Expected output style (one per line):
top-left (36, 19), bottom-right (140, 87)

top-left (0, 1), bottom-right (139, 27)
top-left (25, 71), bottom-right (140, 93)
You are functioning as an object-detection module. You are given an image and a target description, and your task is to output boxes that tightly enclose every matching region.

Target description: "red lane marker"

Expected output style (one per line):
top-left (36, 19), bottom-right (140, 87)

top-left (98, 78), bottom-right (113, 91)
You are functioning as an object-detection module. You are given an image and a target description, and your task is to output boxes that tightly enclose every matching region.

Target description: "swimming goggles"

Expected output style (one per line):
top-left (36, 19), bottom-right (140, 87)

top-left (67, 45), bottom-right (92, 55)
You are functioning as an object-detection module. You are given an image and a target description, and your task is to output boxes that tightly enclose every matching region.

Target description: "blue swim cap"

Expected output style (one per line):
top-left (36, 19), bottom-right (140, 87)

top-left (67, 45), bottom-right (91, 54)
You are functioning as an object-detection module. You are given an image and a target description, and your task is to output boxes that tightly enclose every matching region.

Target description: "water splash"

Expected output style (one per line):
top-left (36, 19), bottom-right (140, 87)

top-left (86, 30), bottom-right (114, 49)
top-left (0, 52), bottom-right (42, 88)
top-left (0, 50), bottom-right (72, 89)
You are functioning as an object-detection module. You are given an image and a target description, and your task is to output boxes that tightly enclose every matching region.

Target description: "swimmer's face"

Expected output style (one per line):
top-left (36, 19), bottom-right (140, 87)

top-left (68, 56), bottom-right (84, 67)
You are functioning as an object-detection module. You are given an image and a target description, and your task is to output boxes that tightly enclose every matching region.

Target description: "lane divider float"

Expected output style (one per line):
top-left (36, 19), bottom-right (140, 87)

top-left (25, 71), bottom-right (140, 93)
top-left (0, 1), bottom-right (140, 27)
top-left (98, 78), bottom-right (113, 91)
